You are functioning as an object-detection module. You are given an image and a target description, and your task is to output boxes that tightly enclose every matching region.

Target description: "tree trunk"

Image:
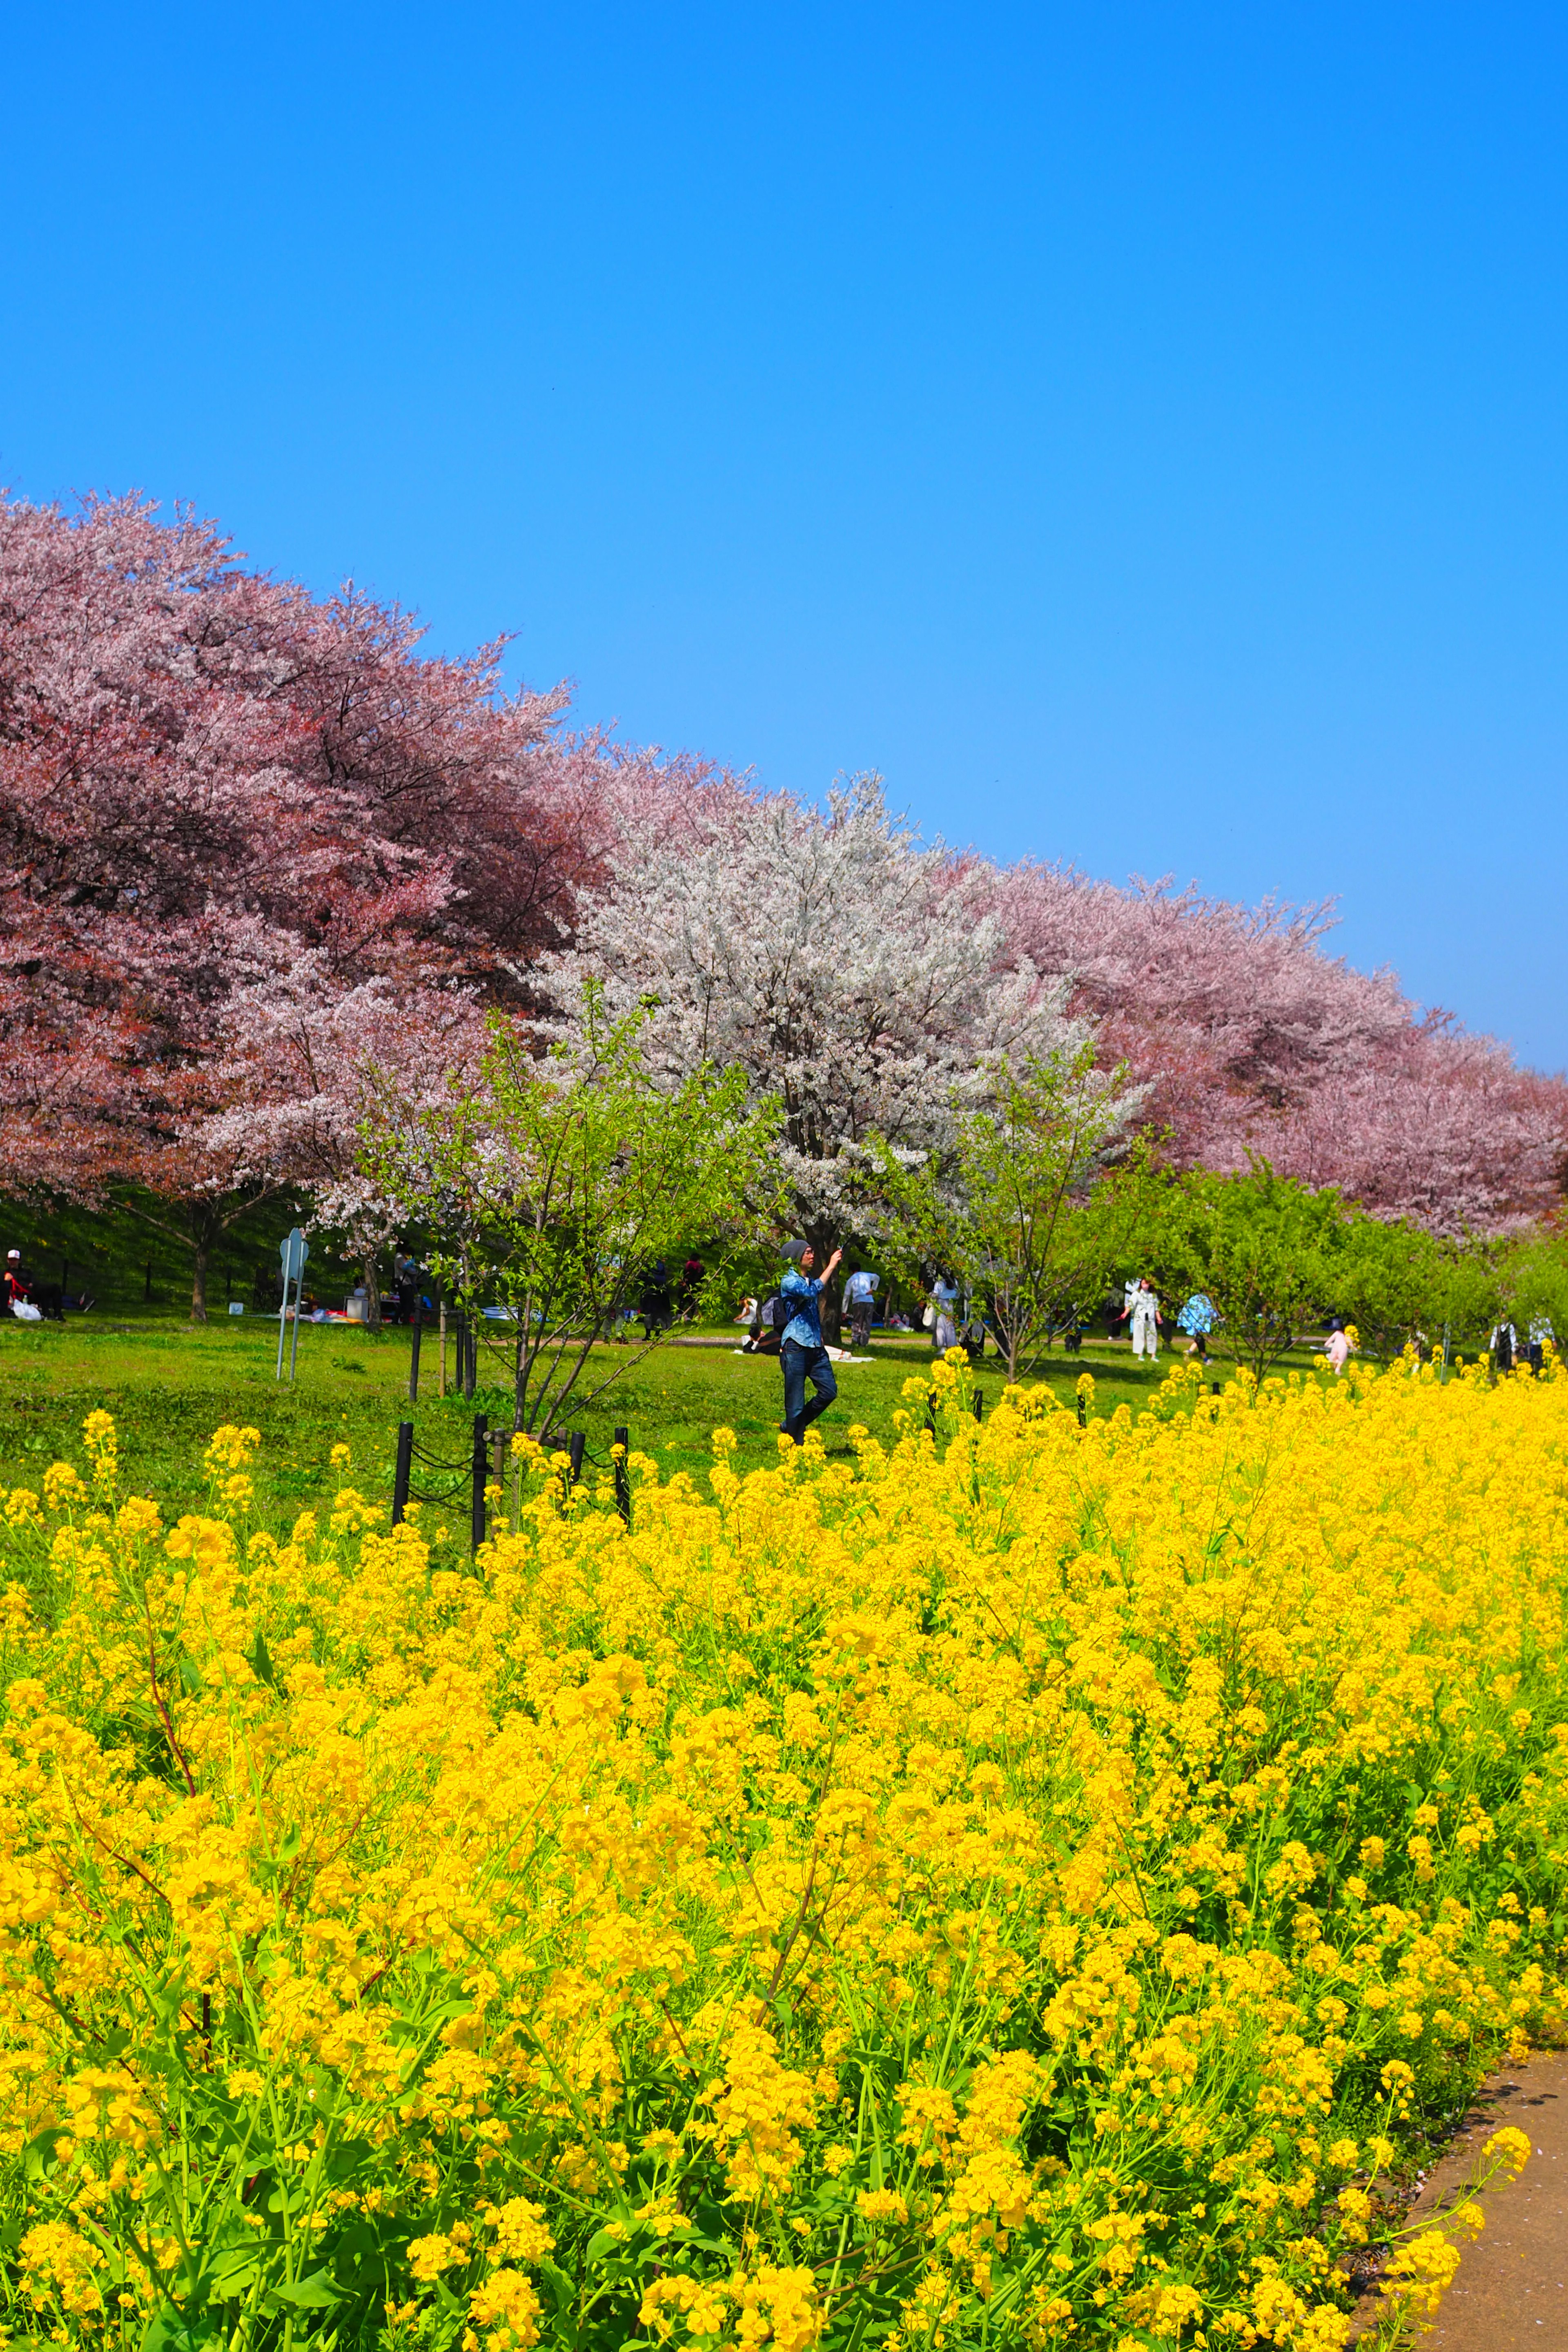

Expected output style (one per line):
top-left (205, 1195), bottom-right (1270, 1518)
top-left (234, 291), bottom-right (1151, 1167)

top-left (363, 1255), bottom-right (382, 1330)
top-left (808, 1224), bottom-right (843, 1344)
top-left (189, 1204), bottom-right (223, 1324)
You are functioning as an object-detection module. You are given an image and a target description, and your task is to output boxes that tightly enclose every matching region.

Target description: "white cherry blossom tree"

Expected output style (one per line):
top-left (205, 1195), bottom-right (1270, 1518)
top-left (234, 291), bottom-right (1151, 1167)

top-left (540, 775), bottom-right (1112, 1322)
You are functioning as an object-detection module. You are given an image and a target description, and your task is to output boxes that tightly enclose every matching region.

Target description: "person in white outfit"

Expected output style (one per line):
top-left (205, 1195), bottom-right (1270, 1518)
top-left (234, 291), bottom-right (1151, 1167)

top-left (1123, 1277), bottom-right (1162, 1359)
top-left (931, 1274), bottom-right (960, 1353)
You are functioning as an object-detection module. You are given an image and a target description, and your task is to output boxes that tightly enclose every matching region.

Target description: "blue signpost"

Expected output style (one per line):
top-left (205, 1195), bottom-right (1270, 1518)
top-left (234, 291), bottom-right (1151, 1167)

top-left (275, 1227), bottom-right (310, 1383)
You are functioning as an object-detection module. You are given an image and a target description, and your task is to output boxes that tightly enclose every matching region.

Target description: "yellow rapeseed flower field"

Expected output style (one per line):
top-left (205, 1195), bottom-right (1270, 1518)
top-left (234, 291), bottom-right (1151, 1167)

top-left (0, 1356), bottom-right (1561, 2351)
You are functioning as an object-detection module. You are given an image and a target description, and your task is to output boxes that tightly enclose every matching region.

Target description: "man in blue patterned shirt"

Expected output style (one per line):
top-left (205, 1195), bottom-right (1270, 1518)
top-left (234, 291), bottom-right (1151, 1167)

top-left (777, 1238), bottom-right (844, 1444)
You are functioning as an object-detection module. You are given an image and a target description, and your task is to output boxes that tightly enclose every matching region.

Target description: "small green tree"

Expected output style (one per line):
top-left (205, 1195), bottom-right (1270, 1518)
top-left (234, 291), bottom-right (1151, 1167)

top-left (1155, 1164), bottom-right (1345, 1381)
top-left (1319, 1213), bottom-right (1447, 1363)
top-left (878, 1042), bottom-right (1149, 1381)
top-left (1496, 1226), bottom-right (1568, 1353)
top-left (364, 987), bottom-right (780, 1434)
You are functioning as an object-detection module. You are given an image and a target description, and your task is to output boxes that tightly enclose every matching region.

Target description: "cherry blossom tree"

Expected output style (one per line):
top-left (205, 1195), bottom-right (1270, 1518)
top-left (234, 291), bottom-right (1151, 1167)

top-left (986, 862), bottom-right (1568, 1231)
top-left (539, 775), bottom-right (1102, 1328)
top-left (0, 489), bottom-right (648, 1312)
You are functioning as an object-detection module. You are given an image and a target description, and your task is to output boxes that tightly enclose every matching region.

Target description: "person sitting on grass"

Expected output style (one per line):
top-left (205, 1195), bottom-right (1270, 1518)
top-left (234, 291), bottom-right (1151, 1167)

top-left (4, 1250), bottom-right (92, 1321)
top-left (777, 1238), bottom-right (843, 1444)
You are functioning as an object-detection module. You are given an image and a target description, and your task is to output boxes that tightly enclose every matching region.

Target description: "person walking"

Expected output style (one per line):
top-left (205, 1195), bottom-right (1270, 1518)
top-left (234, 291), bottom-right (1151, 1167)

top-left (393, 1248), bottom-right (421, 1325)
top-left (930, 1272), bottom-right (960, 1354)
top-left (1527, 1312), bottom-right (1555, 1375)
top-left (777, 1238), bottom-right (843, 1443)
top-left (1120, 1276), bottom-right (1162, 1359)
top-left (1176, 1290), bottom-right (1217, 1363)
top-left (637, 1260), bottom-right (673, 1343)
top-left (844, 1265), bottom-right (879, 1347)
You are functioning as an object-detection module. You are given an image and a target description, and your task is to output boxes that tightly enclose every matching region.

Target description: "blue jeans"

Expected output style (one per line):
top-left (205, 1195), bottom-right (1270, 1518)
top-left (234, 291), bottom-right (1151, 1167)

top-left (780, 1339), bottom-right (837, 1441)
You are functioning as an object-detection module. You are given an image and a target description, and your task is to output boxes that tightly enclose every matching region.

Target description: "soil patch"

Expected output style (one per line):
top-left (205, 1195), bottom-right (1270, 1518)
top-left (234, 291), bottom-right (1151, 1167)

top-left (1353, 2050), bottom-right (1568, 2346)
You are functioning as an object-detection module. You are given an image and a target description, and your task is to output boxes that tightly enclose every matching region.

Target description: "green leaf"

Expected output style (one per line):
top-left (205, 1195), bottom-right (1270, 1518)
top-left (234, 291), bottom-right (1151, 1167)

top-left (265, 2268), bottom-right (343, 2311)
top-left (142, 2309), bottom-right (221, 2352)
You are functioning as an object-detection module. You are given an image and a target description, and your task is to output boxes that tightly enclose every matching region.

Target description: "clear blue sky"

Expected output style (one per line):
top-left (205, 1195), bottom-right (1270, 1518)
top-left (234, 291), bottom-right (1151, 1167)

top-left (6, 3), bottom-right (1566, 1065)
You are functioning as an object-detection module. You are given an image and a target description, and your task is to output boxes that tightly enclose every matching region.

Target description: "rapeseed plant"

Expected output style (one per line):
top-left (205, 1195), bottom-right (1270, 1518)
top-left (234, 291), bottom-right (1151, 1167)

top-left (0, 1353), bottom-right (1562, 2350)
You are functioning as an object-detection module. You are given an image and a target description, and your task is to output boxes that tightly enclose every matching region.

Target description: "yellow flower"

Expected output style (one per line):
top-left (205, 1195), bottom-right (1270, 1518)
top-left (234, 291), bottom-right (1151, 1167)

top-left (409, 2234), bottom-right (461, 2283)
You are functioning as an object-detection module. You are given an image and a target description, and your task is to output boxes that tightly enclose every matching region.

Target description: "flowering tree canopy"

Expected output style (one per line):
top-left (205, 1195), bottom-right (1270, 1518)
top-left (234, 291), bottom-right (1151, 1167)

top-left (0, 491), bottom-right (646, 1310)
top-left (540, 775), bottom-right (1102, 1258)
top-left (2, 487), bottom-right (1563, 1298)
top-left (990, 865), bottom-right (1567, 1231)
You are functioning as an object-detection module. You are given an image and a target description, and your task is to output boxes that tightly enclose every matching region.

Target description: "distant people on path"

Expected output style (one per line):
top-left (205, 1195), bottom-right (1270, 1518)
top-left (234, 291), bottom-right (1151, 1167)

top-left (844, 1266), bottom-right (880, 1347)
top-left (1325, 1319), bottom-right (1356, 1376)
top-left (1491, 1320), bottom-right (1518, 1374)
top-left (678, 1256), bottom-right (705, 1315)
top-left (1528, 1313), bottom-right (1555, 1376)
top-left (1177, 1291), bottom-right (1218, 1363)
top-left (745, 1290), bottom-right (786, 1355)
top-left (778, 1238), bottom-right (843, 1443)
top-left (1119, 1277), bottom-right (1162, 1359)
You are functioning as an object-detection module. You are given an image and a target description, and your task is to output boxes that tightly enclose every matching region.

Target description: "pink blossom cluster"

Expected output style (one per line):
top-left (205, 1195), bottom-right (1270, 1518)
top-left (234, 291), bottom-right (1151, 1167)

top-left (988, 866), bottom-right (1566, 1233)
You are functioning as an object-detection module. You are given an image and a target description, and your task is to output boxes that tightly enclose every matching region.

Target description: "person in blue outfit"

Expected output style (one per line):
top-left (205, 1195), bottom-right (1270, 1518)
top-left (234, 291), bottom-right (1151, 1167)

top-left (1176, 1290), bottom-right (1218, 1363)
top-left (777, 1237), bottom-right (844, 1444)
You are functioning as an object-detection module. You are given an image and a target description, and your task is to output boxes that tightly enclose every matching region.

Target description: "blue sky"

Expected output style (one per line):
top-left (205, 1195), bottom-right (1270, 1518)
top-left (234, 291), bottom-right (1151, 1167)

top-left (6, 2), bottom-right (1566, 1065)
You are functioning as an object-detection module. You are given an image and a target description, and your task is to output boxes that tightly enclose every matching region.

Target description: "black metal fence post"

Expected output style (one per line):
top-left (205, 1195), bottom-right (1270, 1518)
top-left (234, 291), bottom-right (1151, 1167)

top-left (392, 1421), bottom-right (414, 1526)
top-left (408, 1305), bottom-right (423, 1403)
top-left (1076, 1391), bottom-right (1087, 1428)
top-left (470, 1412), bottom-right (489, 1556)
top-left (568, 1431), bottom-right (586, 1485)
top-left (972, 1388), bottom-right (983, 1423)
top-left (613, 1426), bottom-right (631, 1526)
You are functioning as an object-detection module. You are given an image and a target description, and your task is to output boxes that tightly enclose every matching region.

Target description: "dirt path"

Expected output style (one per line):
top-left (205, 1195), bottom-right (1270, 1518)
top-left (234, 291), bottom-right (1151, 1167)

top-left (1358, 2050), bottom-right (1568, 2346)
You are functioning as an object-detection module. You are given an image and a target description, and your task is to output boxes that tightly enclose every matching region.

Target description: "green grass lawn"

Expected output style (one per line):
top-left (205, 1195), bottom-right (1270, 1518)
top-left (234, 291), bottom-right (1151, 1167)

top-left (0, 1308), bottom-right (1202, 1532)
